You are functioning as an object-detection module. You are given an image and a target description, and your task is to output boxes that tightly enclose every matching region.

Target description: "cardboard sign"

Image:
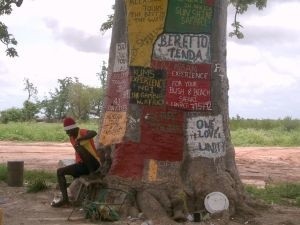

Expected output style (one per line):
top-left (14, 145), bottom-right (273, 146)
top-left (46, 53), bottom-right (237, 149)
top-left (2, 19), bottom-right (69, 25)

top-left (99, 111), bottom-right (127, 145)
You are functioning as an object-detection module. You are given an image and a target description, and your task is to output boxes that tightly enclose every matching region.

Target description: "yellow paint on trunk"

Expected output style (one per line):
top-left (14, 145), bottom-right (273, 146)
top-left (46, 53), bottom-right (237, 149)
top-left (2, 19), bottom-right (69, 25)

top-left (126, 0), bottom-right (168, 67)
top-left (148, 159), bottom-right (158, 181)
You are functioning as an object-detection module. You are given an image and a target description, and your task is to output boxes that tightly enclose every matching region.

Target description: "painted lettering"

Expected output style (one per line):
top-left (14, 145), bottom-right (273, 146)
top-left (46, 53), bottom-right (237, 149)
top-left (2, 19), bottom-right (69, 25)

top-left (154, 33), bottom-right (211, 63)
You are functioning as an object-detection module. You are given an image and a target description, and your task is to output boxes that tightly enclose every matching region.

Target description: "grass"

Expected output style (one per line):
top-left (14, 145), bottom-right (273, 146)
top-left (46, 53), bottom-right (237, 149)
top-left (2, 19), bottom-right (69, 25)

top-left (231, 128), bottom-right (300, 146)
top-left (0, 163), bottom-right (56, 192)
top-left (1, 118), bottom-right (300, 146)
top-left (0, 120), bottom-right (100, 142)
top-left (0, 163), bottom-right (7, 181)
top-left (230, 117), bottom-right (300, 146)
top-left (245, 183), bottom-right (300, 207)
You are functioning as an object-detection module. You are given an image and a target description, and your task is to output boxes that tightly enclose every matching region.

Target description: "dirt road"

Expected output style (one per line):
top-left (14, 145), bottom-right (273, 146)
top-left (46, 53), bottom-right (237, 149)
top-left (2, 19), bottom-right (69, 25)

top-left (1, 141), bottom-right (300, 185)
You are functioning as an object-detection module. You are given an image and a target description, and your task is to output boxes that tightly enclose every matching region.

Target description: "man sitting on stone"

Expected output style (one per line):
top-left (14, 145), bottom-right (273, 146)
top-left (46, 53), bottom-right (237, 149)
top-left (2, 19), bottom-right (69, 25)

top-left (51, 117), bottom-right (100, 207)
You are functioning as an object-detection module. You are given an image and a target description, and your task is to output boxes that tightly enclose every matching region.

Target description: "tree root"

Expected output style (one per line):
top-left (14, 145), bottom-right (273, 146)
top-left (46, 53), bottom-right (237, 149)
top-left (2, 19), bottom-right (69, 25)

top-left (137, 190), bottom-right (178, 225)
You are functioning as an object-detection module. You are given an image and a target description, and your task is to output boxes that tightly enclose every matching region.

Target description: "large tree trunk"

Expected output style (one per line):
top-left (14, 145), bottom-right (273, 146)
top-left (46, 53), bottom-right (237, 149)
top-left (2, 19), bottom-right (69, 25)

top-left (99, 0), bottom-right (253, 223)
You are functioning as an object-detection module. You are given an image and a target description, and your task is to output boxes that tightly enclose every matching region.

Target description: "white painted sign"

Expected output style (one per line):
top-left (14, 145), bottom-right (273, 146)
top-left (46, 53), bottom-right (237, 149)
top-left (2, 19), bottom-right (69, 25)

top-left (113, 43), bottom-right (128, 72)
top-left (186, 115), bottom-right (225, 158)
top-left (153, 33), bottom-right (211, 64)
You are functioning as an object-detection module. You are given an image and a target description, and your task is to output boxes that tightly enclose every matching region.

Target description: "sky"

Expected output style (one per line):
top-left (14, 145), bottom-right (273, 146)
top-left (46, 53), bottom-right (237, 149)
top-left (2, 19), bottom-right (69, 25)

top-left (0, 0), bottom-right (299, 119)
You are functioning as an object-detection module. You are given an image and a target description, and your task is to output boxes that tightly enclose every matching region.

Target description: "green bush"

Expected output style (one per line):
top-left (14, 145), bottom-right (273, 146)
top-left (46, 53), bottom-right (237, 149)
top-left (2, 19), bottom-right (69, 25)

top-left (26, 178), bottom-right (48, 193)
top-left (281, 117), bottom-right (300, 132)
top-left (0, 108), bottom-right (23, 123)
top-left (0, 164), bottom-right (8, 181)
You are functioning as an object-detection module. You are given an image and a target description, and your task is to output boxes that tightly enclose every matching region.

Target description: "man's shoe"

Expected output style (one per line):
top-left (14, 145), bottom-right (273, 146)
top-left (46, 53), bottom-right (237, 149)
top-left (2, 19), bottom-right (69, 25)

top-left (51, 199), bottom-right (70, 208)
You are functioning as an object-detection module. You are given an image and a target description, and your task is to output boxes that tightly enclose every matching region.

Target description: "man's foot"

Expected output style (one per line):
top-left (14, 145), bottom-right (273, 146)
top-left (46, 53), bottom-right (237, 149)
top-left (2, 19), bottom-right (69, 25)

top-left (51, 199), bottom-right (70, 208)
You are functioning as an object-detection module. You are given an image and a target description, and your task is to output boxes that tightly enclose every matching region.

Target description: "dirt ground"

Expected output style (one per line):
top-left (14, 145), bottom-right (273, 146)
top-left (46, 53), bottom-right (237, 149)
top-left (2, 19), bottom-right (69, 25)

top-left (0, 141), bottom-right (300, 225)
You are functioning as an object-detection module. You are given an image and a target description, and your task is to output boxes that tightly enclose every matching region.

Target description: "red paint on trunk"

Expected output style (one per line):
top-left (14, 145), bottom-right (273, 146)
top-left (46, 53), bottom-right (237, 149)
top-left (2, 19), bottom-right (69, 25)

top-left (105, 71), bottom-right (130, 111)
top-left (151, 60), bottom-right (211, 111)
top-left (109, 106), bottom-right (184, 179)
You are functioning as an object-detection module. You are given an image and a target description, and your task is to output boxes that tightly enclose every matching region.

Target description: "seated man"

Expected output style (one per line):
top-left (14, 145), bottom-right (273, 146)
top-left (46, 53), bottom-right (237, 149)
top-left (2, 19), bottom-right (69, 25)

top-left (51, 117), bottom-right (100, 207)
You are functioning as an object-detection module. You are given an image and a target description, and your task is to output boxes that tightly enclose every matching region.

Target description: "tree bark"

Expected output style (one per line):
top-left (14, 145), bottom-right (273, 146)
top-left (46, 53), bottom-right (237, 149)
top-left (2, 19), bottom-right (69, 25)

top-left (99, 0), bottom-right (253, 223)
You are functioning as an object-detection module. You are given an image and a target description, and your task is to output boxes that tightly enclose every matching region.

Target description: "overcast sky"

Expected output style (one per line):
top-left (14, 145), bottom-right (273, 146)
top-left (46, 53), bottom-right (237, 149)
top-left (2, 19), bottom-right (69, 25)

top-left (0, 0), bottom-right (299, 119)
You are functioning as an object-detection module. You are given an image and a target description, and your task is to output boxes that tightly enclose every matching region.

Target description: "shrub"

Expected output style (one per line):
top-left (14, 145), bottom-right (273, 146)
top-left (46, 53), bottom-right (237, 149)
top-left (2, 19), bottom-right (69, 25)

top-left (26, 178), bottom-right (48, 193)
top-left (0, 108), bottom-right (23, 123)
top-left (0, 164), bottom-right (8, 181)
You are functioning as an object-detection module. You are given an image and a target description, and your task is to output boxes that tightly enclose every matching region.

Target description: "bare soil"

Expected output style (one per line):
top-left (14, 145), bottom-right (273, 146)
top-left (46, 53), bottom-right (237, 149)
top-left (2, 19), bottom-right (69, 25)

top-left (0, 141), bottom-right (300, 225)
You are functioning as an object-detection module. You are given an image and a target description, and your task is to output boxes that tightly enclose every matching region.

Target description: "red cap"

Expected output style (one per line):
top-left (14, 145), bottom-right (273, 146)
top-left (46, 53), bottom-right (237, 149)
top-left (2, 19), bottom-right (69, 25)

top-left (63, 117), bottom-right (77, 131)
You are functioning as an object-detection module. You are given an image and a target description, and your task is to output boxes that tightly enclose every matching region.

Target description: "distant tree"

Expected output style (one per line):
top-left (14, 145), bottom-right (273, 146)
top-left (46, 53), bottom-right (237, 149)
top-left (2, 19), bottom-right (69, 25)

top-left (68, 81), bottom-right (104, 120)
top-left (88, 86), bottom-right (104, 117)
top-left (21, 77), bottom-right (40, 121)
top-left (95, 60), bottom-right (108, 117)
top-left (23, 78), bottom-right (38, 101)
top-left (229, 0), bottom-right (267, 39)
top-left (39, 77), bottom-right (74, 120)
top-left (39, 76), bottom-right (105, 120)
top-left (96, 60), bottom-right (108, 89)
top-left (22, 100), bottom-right (39, 121)
top-left (40, 97), bottom-right (56, 121)
top-left (0, 0), bottom-right (23, 57)
top-left (100, 4), bottom-right (115, 33)
top-left (68, 82), bottom-right (92, 120)
top-left (52, 77), bottom-right (74, 119)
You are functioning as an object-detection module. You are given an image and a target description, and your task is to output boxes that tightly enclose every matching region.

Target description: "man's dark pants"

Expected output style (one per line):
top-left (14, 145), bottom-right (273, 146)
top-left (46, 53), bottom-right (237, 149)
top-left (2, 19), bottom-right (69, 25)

top-left (57, 145), bottom-right (100, 202)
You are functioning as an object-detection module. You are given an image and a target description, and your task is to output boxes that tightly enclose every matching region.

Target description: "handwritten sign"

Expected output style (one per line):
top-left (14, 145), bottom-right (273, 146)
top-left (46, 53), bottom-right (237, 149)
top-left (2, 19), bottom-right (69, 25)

top-left (130, 67), bottom-right (166, 106)
top-left (126, 0), bottom-right (168, 66)
top-left (106, 71), bottom-right (130, 112)
top-left (99, 111), bottom-right (127, 145)
top-left (113, 43), bottom-right (128, 72)
top-left (153, 33), bottom-right (211, 64)
top-left (186, 115), bottom-right (225, 158)
top-left (165, 0), bottom-right (214, 33)
top-left (152, 60), bottom-right (212, 111)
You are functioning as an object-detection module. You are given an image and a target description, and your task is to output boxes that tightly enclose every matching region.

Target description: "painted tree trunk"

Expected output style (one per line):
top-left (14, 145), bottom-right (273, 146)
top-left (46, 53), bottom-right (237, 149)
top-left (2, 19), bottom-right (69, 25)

top-left (99, 0), bottom-right (249, 223)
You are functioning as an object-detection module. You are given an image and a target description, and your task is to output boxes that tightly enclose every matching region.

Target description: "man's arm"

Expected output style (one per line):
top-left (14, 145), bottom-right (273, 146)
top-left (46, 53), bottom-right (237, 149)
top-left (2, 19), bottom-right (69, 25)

top-left (76, 130), bottom-right (97, 145)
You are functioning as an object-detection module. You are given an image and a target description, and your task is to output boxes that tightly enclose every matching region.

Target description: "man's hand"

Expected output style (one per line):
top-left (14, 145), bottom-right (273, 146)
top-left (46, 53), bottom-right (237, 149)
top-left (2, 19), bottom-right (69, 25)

top-left (75, 138), bottom-right (81, 147)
